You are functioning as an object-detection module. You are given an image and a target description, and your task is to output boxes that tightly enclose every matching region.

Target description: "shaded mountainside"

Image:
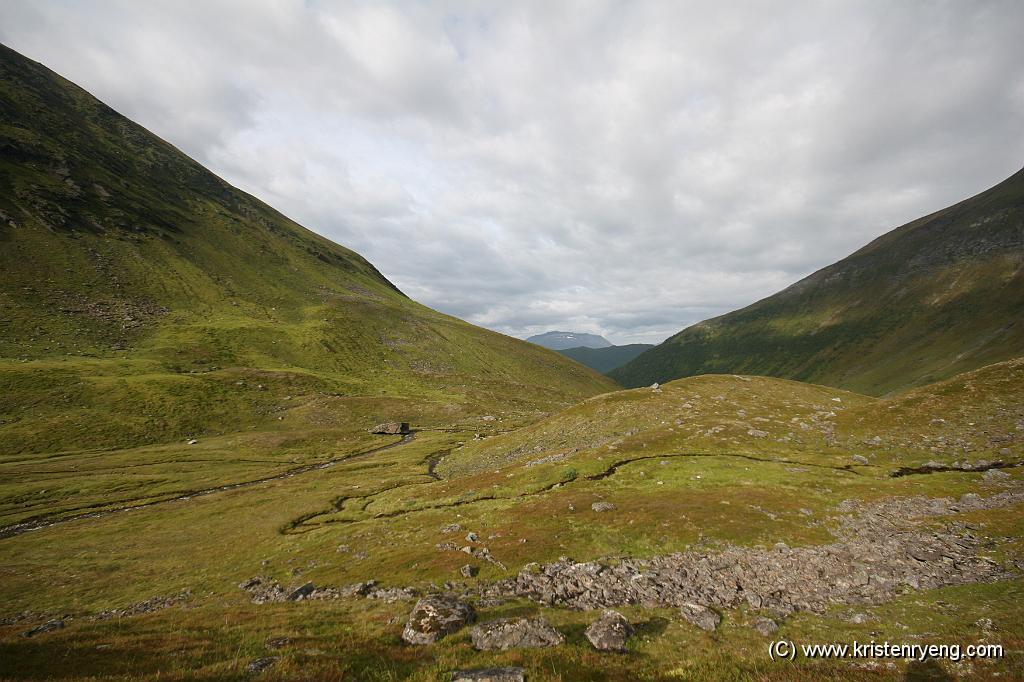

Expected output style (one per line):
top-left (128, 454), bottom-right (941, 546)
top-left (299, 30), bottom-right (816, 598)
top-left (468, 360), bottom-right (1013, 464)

top-left (526, 331), bottom-right (612, 350)
top-left (611, 168), bottom-right (1024, 395)
top-left (0, 43), bottom-right (616, 454)
top-left (557, 343), bottom-right (654, 373)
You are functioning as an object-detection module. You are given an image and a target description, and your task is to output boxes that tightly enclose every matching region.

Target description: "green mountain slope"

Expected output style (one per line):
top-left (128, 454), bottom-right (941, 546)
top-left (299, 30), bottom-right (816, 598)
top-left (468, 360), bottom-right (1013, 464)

top-left (0, 43), bottom-right (616, 455)
top-left (611, 168), bottom-right (1024, 395)
top-left (442, 357), bottom-right (1024, 480)
top-left (556, 343), bottom-right (654, 373)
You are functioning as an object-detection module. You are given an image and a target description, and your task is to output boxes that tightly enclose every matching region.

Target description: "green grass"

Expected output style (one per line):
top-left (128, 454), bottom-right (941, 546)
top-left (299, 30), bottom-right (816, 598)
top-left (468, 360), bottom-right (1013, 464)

top-left (1, 361), bottom-right (1021, 680)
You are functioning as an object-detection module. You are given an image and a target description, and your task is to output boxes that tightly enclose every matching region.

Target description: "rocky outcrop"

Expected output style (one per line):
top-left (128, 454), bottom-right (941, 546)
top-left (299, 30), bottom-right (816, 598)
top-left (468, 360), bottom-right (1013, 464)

top-left (92, 591), bottom-right (191, 620)
top-left (451, 669), bottom-right (525, 682)
top-left (679, 604), bottom-right (720, 631)
top-left (265, 636), bottom-right (292, 649)
top-left (371, 422), bottom-right (410, 435)
top-left (470, 617), bottom-right (565, 650)
top-left (240, 576), bottom-right (417, 604)
top-left (20, 619), bottom-right (64, 638)
top-left (401, 595), bottom-right (475, 645)
top-left (239, 577), bottom-right (318, 603)
top-left (246, 657), bottom-right (278, 674)
top-left (286, 582), bottom-right (314, 601)
top-left (479, 489), bottom-right (1024, 616)
top-left (584, 610), bottom-right (634, 651)
top-left (753, 617), bottom-right (778, 636)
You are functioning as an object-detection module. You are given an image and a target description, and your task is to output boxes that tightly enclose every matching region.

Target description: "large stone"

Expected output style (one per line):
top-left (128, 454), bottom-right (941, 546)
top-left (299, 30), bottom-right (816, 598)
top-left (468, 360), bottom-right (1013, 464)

top-left (21, 620), bottom-right (64, 638)
top-left (470, 617), bottom-right (565, 650)
top-left (338, 580), bottom-right (376, 597)
top-left (753, 617), bottom-right (778, 636)
top-left (679, 603), bottom-right (720, 631)
top-left (371, 422), bottom-right (410, 435)
top-left (584, 610), bottom-right (635, 652)
top-left (401, 595), bottom-right (475, 645)
top-left (265, 636), bottom-right (292, 649)
top-left (451, 668), bottom-right (525, 682)
top-left (591, 501), bottom-right (616, 513)
top-left (246, 657), bottom-right (278, 674)
top-left (239, 576), bottom-right (286, 604)
top-left (286, 581), bottom-right (315, 601)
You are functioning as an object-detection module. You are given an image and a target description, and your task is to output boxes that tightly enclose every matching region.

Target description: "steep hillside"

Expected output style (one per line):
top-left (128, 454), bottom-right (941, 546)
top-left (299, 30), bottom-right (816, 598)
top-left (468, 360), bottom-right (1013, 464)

top-left (556, 343), bottom-right (654, 373)
top-left (0, 43), bottom-right (616, 456)
top-left (612, 169), bottom-right (1024, 395)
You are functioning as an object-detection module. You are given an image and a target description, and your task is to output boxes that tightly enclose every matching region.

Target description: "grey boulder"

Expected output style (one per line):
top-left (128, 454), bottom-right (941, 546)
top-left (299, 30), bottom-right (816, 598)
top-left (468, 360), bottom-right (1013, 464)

top-left (753, 617), bottom-right (778, 636)
top-left (451, 668), bottom-right (525, 682)
top-left (286, 581), bottom-right (314, 601)
top-left (584, 610), bottom-right (635, 652)
top-left (246, 657), bottom-right (278, 674)
top-left (470, 617), bottom-right (564, 650)
top-left (680, 603), bottom-right (720, 631)
top-left (21, 619), bottom-right (64, 638)
top-left (401, 595), bottom-right (475, 645)
top-left (371, 422), bottom-right (410, 435)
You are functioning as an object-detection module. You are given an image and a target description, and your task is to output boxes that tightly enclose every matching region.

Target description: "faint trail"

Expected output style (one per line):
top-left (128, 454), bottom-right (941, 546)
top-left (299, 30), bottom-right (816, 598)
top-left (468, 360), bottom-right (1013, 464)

top-left (581, 450), bottom-right (863, 481)
top-left (0, 434), bottom-right (416, 540)
top-left (284, 448), bottom-right (863, 534)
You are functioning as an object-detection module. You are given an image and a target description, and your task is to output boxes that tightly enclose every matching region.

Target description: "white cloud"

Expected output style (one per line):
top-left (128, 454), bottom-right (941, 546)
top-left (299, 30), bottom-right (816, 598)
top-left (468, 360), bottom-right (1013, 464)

top-left (2, 0), bottom-right (1022, 344)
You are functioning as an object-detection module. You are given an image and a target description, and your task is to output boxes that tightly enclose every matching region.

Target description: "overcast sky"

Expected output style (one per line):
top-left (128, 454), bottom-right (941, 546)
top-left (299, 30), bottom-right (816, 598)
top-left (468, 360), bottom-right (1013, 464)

top-left (2, 1), bottom-right (1022, 344)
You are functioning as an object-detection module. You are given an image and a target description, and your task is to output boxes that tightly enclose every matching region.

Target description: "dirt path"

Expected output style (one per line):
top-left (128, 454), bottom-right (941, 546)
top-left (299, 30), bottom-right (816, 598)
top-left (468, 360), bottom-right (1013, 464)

top-left (0, 434), bottom-right (416, 540)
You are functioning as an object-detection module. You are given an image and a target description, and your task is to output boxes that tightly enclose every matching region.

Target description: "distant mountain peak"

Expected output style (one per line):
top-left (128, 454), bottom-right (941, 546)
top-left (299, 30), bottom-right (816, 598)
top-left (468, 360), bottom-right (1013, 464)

top-left (526, 331), bottom-right (612, 350)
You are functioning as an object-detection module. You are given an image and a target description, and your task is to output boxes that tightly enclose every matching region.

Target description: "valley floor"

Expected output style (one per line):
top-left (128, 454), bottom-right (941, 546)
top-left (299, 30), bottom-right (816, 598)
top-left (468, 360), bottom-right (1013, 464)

top-left (2, 361), bottom-right (1023, 681)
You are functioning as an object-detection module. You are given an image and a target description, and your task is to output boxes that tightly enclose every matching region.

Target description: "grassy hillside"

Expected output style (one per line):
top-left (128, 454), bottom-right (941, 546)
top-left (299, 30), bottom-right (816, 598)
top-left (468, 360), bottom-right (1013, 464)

top-left (444, 357), bottom-right (1024, 480)
top-left (611, 169), bottom-right (1024, 395)
top-left (557, 343), bottom-right (654, 373)
top-left (0, 43), bottom-right (616, 459)
top-left (2, 358), bottom-right (1020, 680)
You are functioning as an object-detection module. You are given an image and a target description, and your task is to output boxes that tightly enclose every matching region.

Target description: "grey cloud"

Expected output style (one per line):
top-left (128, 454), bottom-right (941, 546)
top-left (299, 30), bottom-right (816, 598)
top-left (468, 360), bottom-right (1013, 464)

top-left (2, 1), bottom-right (1022, 344)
